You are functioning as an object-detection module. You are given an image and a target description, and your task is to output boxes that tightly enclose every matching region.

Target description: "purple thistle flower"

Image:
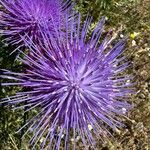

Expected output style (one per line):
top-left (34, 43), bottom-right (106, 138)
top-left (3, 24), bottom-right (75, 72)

top-left (0, 0), bottom-right (71, 46)
top-left (1, 14), bottom-right (134, 149)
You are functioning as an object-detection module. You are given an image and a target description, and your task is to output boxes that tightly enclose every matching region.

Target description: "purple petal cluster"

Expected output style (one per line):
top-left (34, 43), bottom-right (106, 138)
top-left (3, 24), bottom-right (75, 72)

top-left (0, 0), bottom-right (70, 45)
top-left (1, 13), bottom-right (133, 149)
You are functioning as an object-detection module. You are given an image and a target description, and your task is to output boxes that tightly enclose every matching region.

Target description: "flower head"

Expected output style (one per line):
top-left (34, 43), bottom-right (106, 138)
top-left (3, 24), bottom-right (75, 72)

top-left (0, 0), bottom-right (71, 45)
top-left (1, 14), bottom-right (134, 149)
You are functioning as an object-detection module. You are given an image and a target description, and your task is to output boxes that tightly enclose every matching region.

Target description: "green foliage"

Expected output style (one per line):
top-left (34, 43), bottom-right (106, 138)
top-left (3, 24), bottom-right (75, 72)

top-left (75, 0), bottom-right (149, 32)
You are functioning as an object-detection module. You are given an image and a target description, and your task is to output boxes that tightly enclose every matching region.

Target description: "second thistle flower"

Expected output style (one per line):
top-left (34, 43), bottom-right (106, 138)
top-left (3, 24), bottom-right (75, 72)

top-left (0, 0), bottom-right (71, 46)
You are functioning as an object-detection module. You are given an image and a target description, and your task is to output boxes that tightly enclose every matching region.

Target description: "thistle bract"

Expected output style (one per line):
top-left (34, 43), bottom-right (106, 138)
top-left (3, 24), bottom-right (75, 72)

top-left (0, 0), bottom-right (71, 46)
top-left (1, 14), bottom-right (133, 149)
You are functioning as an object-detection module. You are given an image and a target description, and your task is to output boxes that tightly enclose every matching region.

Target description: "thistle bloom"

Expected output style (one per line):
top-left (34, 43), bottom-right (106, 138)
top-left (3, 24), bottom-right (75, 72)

top-left (0, 0), bottom-right (71, 45)
top-left (1, 14), bottom-right (133, 149)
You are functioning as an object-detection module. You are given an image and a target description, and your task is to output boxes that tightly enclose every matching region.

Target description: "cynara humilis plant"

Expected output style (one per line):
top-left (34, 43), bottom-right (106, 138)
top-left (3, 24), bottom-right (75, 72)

top-left (0, 0), bottom-right (71, 47)
top-left (0, 13), bottom-right (134, 149)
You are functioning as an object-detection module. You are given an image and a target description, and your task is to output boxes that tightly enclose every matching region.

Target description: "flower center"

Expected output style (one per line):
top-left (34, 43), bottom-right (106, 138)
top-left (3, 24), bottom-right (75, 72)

top-left (71, 82), bottom-right (80, 90)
